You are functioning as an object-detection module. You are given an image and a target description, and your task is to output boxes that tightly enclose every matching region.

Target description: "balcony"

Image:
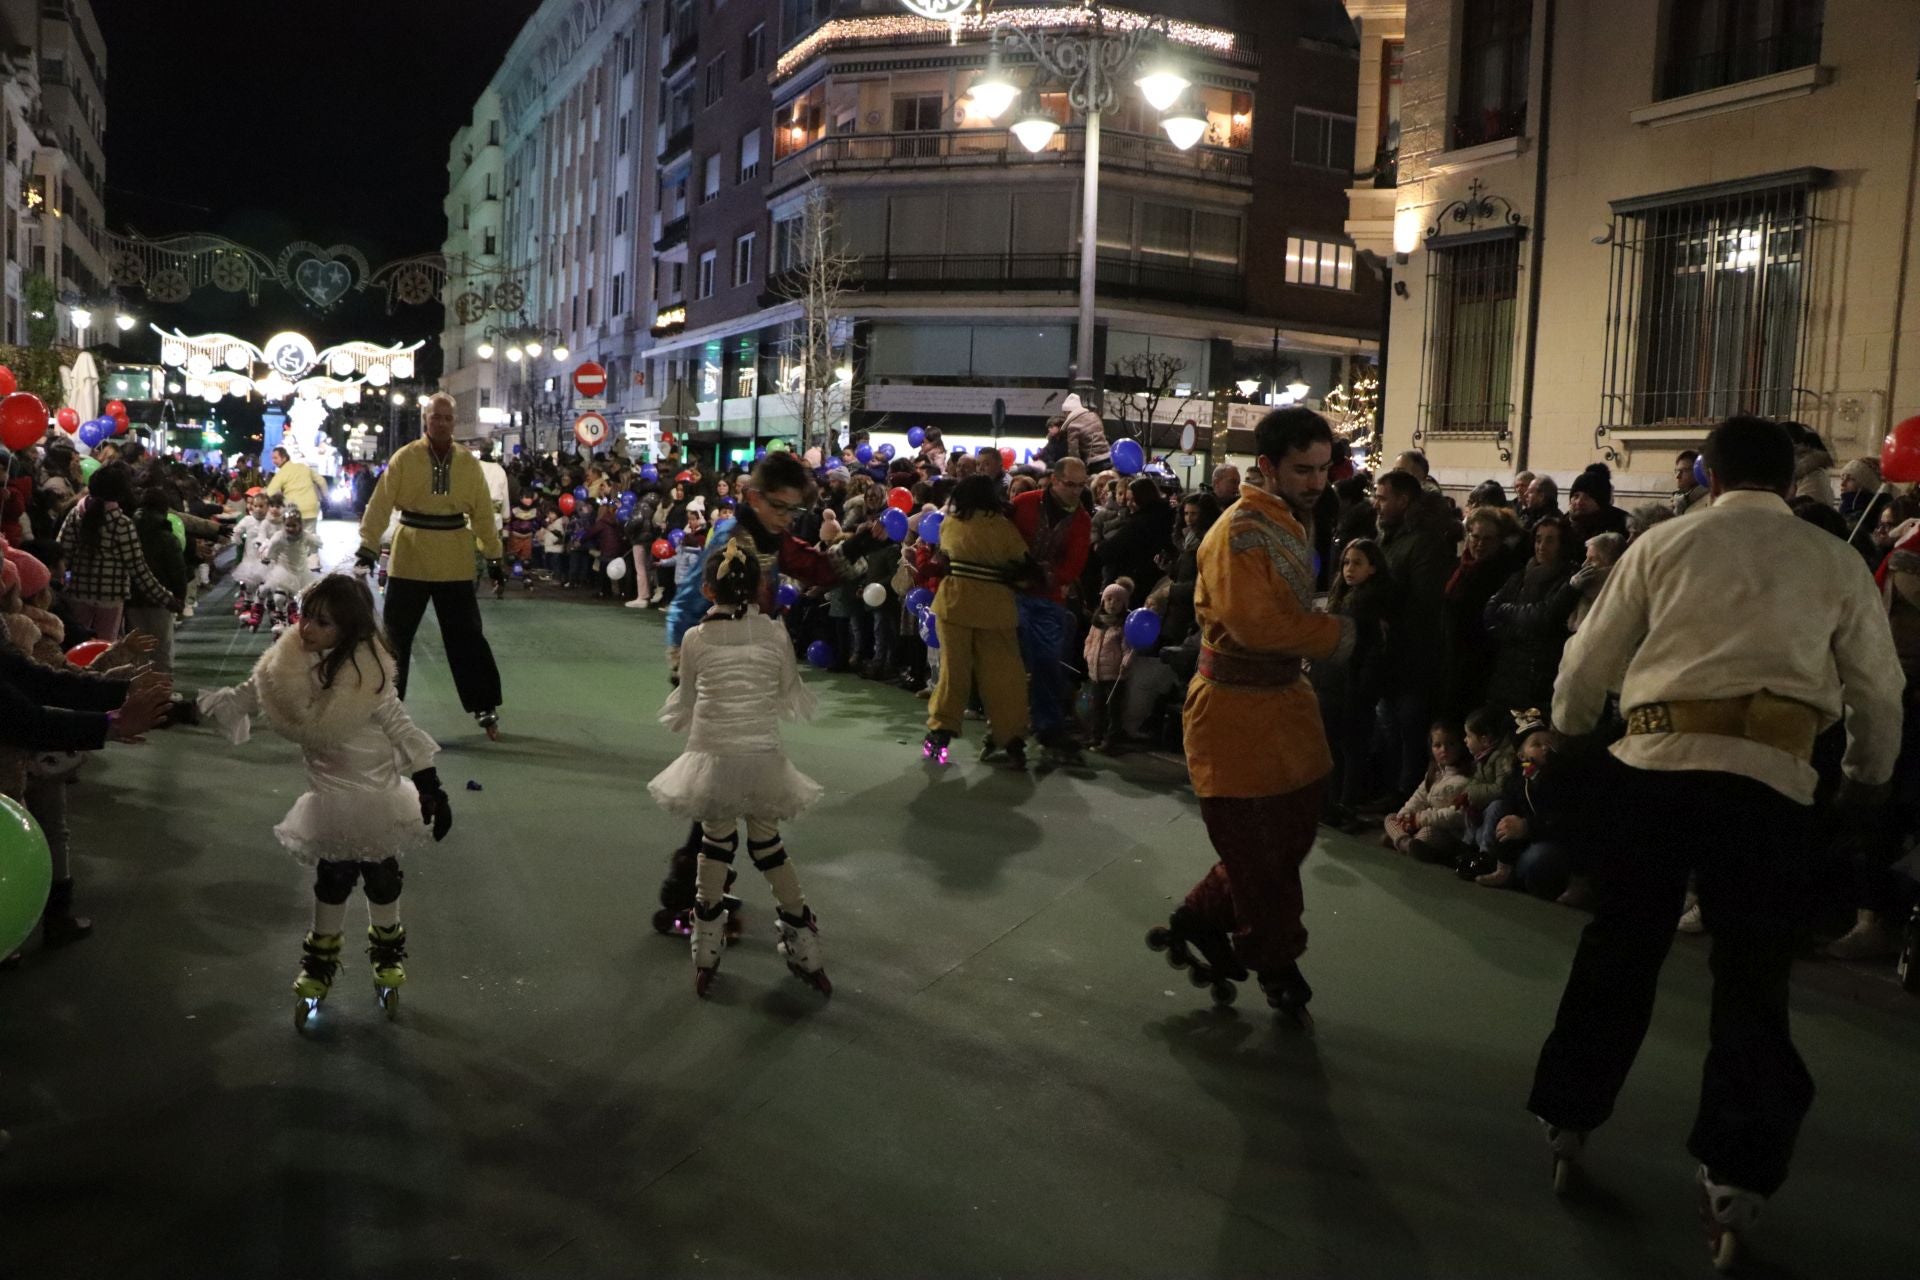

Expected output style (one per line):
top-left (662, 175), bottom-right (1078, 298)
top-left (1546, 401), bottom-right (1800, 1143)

top-left (762, 252), bottom-right (1243, 312)
top-left (653, 215), bottom-right (689, 252)
top-left (770, 127), bottom-right (1252, 194)
top-left (662, 34), bottom-right (697, 80)
top-left (659, 121), bottom-right (694, 162)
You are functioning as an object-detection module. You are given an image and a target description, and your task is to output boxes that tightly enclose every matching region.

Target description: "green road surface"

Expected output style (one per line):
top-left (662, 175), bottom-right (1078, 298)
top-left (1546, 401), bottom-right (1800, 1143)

top-left (3, 570), bottom-right (1917, 1279)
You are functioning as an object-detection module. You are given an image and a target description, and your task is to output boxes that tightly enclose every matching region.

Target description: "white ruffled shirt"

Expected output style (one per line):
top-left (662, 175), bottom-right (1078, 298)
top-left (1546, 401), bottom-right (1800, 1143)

top-left (1554, 489), bottom-right (1905, 803)
top-left (661, 611), bottom-right (816, 754)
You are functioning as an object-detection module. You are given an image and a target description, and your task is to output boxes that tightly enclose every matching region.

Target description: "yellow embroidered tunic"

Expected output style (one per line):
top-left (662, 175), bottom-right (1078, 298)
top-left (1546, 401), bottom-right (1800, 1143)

top-left (1183, 485), bottom-right (1351, 799)
top-left (358, 440), bottom-right (502, 582)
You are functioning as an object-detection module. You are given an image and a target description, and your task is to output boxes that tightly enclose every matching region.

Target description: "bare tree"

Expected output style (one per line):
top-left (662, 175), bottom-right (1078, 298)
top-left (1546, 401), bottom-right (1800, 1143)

top-left (770, 189), bottom-right (859, 457)
top-left (1103, 351), bottom-right (1203, 449)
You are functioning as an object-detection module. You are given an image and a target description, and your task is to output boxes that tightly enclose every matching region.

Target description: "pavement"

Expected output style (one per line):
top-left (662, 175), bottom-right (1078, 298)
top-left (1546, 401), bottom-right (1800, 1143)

top-left (2, 544), bottom-right (1918, 1279)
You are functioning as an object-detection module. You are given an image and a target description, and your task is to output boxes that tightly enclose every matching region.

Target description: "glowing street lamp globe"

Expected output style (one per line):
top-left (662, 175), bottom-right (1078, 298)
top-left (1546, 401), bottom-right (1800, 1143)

top-left (897, 0), bottom-right (974, 18)
top-left (1160, 97), bottom-right (1207, 151)
top-left (553, 345), bottom-right (570, 362)
top-left (477, 341), bottom-right (496, 360)
top-left (523, 341), bottom-right (543, 359)
top-left (114, 313), bottom-right (136, 332)
top-left (1011, 99), bottom-right (1061, 154)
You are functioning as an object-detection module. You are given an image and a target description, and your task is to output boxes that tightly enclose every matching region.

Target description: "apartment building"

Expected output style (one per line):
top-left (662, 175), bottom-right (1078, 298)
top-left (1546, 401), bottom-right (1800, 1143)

top-left (442, 90), bottom-right (508, 430)
top-left (0, 51), bottom-right (40, 345)
top-left (1375, 0), bottom-right (1920, 497)
top-left (635, 0), bottom-right (1381, 463)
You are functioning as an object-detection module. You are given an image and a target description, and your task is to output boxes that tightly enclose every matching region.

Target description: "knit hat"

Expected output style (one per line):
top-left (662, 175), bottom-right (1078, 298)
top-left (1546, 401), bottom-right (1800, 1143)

top-left (1569, 464), bottom-right (1613, 507)
top-left (2, 542), bottom-right (48, 599)
top-left (1511, 707), bottom-right (1553, 748)
top-left (1099, 582), bottom-right (1130, 615)
top-left (1840, 456), bottom-right (1881, 494)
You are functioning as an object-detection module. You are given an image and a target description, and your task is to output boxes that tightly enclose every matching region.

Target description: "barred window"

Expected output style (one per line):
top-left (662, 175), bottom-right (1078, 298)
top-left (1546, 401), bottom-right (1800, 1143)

top-left (1601, 171), bottom-right (1824, 430)
top-left (1285, 236), bottom-right (1353, 289)
top-left (1420, 235), bottom-right (1520, 435)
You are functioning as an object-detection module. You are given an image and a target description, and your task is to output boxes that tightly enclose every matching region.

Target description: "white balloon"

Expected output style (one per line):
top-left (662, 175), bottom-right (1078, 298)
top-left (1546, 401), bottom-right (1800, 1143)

top-left (861, 582), bottom-right (886, 608)
top-left (606, 558), bottom-right (628, 581)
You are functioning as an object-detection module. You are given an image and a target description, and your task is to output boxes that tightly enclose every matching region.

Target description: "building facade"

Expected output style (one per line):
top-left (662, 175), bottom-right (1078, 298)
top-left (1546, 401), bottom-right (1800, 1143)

top-left (1375, 0), bottom-right (1920, 498)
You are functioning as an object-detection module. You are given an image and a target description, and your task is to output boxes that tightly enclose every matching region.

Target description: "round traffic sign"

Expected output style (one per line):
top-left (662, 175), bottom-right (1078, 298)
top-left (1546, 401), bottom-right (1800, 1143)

top-left (572, 361), bottom-right (607, 397)
top-left (574, 411), bottom-right (610, 449)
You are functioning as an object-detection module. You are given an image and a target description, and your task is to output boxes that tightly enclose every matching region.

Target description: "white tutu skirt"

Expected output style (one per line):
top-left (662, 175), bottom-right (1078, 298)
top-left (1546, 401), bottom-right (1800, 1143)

top-left (232, 557), bottom-right (268, 588)
top-left (263, 563), bottom-right (315, 597)
top-left (273, 782), bottom-right (430, 866)
top-left (648, 750), bottom-right (823, 825)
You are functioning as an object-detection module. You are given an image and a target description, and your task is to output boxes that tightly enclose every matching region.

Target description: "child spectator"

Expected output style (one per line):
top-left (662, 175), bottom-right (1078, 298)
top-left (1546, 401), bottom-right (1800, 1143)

top-left (1383, 722), bottom-right (1473, 861)
top-left (1455, 706), bottom-right (1517, 871)
top-left (1322, 538), bottom-right (1394, 825)
top-left (1082, 579), bottom-right (1131, 753)
top-left (1471, 710), bottom-right (1572, 899)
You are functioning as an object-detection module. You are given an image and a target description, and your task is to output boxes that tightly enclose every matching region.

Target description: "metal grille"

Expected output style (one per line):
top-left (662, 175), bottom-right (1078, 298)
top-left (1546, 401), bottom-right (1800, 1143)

top-left (1419, 234), bottom-right (1520, 437)
top-left (1601, 179), bottom-right (1818, 430)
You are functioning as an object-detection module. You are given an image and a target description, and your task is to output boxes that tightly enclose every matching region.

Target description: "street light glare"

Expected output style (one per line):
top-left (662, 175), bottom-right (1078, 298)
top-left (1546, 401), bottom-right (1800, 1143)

top-left (477, 341), bottom-right (496, 360)
top-left (114, 313), bottom-right (136, 331)
top-left (1136, 66), bottom-right (1190, 114)
top-left (70, 307), bottom-right (92, 330)
top-left (524, 341), bottom-right (543, 358)
top-left (969, 71), bottom-right (1018, 121)
top-left (1161, 100), bottom-right (1207, 151)
top-left (1011, 105), bottom-right (1060, 154)
top-left (553, 345), bottom-right (570, 361)
top-left (505, 346), bottom-right (524, 363)
top-left (391, 392), bottom-right (405, 405)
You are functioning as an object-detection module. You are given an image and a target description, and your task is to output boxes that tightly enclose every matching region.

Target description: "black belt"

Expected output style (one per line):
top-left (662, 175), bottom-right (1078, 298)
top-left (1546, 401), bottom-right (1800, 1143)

top-left (399, 510), bottom-right (469, 531)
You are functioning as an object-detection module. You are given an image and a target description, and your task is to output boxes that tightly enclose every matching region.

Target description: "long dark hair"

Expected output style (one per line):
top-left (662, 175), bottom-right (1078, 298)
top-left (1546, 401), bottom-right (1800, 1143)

top-left (80, 461), bottom-right (137, 551)
top-left (1327, 537), bottom-right (1388, 611)
top-left (949, 474), bottom-right (1007, 520)
top-left (301, 575), bottom-right (393, 692)
top-left (703, 535), bottom-right (762, 610)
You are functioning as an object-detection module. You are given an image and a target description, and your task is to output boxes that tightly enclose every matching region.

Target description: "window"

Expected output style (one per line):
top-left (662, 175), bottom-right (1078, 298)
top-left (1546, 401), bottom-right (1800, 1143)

top-left (617, 111), bottom-right (630, 156)
top-left (705, 54), bottom-right (728, 107)
top-left (1601, 174), bottom-right (1818, 430)
top-left (702, 153), bottom-right (722, 203)
top-left (587, 286), bottom-right (597, 325)
top-left (1421, 236), bottom-right (1521, 435)
top-left (781, 0), bottom-right (831, 45)
top-left (484, 173), bottom-right (496, 199)
top-left (775, 83), bottom-right (826, 159)
top-left (484, 230), bottom-right (498, 256)
top-left (488, 120), bottom-right (500, 145)
top-left (461, 200), bottom-right (470, 230)
top-left (742, 24), bottom-right (765, 77)
top-left (892, 94), bottom-right (945, 132)
top-left (773, 214), bottom-right (803, 272)
top-left (1291, 108), bottom-right (1356, 172)
top-left (738, 129), bottom-right (761, 182)
top-left (697, 249), bottom-right (717, 299)
top-left (1661, 0), bottom-right (1823, 99)
top-left (479, 389), bottom-right (491, 409)
top-left (611, 272), bottom-right (625, 318)
top-left (668, 82), bottom-right (695, 137)
top-left (733, 232), bottom-right (756, 288)
top-left (614, 192), bottom-right (627, 235)
top-left (1284, 236), bottom-right (1353, 288)
top-left (671, 261), bottom-right (686, 296)
top-left (1453, 0), bottom-right (1531, 149)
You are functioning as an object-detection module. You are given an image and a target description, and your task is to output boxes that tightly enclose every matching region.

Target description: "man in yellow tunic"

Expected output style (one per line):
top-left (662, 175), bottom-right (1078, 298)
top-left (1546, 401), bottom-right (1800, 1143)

top-left (265, 447), bottom-right (321, 523)
top-left (356, 393), bottom-right (506, 737)
top-left (1147, 409), bottom-right (1351, 1025)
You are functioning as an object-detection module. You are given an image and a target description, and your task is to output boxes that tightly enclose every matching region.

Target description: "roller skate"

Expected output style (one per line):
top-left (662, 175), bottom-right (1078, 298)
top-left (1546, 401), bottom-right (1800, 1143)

top-left (922, 729), bottom-right (953, 765)
top-left (1258, 962), bottom-right (1315, 1032)
top-left (367, 923), bottom-right (407, 1020)
top-left (1039, 730), bottom-right (1084, 768)
top-left (776, 907), bottom-right (832, 996)
top-left (1144, 906), bottom-right (1247, 1006)
top-left (475, 709), bottom-right (500, 741)
top-left (243, 599), bottom-right (265, 632)
top-left (292, 931), bottom-right (343, 1031)
top-left (1541, 1120), bottom-right (1585, 1196)
top-left (691, 899), bottom-right (730, 997)
top-left (1697, 1166), bottom-right (1762, 1273)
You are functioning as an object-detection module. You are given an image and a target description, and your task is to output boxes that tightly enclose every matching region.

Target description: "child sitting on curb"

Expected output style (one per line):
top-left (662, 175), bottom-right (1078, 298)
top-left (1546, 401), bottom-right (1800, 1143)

top-left (1383, 722), bottom-right (1472, 862)
top-left (1471, 709), bottom-right (1573, 898)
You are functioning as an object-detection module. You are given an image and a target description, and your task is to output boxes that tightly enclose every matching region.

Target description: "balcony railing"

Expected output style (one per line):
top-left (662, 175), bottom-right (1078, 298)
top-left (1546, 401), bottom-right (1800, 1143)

top-left (659, 122), bottom-right (694, 162)
top-left (653, 215), bottom-right (689, 252)
top-left (1660, 26), bottom-right (1823, 100)
top-left (771, 127), bottom-right (1252, 190)
top-left (763, 252), bottom-right (1243, 311)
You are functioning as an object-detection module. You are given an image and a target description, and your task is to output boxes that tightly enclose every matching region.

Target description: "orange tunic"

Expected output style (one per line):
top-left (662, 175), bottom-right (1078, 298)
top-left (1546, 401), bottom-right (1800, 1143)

top-left (1183, 486), bottom-right (1352, 799)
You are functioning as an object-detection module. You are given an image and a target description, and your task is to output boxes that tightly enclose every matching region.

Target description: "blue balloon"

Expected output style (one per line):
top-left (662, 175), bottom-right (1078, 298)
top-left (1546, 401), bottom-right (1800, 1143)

top-left (907, 426), bottom-right (926, 448)
top-left (755, 449), bottom-right (767, 461)
top-left (881, 508), bottom-right (908, 542)
top-left (1123, 607), bottom-right (1162, 650)
top-left (1693, 455), bottom-right (1709, 489)
top-left (776, 583), bottom-right (800, 610)
top-left (510, 561), bottom-right (525, 578)
top-left (640, 464), bottom-right (659, 484)
top-left (806, 639), bottom-right (835, 669)
top-left (78, 421), bottom-right (105, 448)
top-left (854, 443), bottom-right (873, 465)
top-left (667, 528), bottom-right (685, 549)
top-left (904, 586), bottom-right (933, 613)
top-left (877, 443), bottom-right (896, 461)
top-left (574, 485), bottom-right (589, 502)
top-left (918, 511), bottom-right (944, 547)
top-left (919, 612), bottom-right (940, 649)
top-left (1112, 438), bottom-right (1145, 476)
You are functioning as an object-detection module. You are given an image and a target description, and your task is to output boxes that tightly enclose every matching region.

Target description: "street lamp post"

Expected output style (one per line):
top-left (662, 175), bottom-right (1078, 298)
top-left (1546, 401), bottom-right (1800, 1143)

top-left (954, 3), bottom-right (1202, 403)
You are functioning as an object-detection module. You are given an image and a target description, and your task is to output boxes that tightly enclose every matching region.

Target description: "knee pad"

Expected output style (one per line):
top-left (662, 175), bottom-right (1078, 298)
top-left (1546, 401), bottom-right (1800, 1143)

top-left (748, 835), bottom-right (788, 871)
top-left (313, 860), bottom-right (359, 905)
top-left (361, 858), bottom-right (405, 906)
top-left (699, 832), bottom-right (739, 864)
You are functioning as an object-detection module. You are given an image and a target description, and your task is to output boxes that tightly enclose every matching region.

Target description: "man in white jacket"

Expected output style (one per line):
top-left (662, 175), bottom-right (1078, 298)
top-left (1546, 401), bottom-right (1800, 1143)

top-left (1527, 415), bottom-right (1904, 1268)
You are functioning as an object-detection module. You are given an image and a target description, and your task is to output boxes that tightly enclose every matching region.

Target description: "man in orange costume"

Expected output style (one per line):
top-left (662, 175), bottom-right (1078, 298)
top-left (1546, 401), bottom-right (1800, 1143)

top-left (1148, 409), bottom-right (1352, 1024)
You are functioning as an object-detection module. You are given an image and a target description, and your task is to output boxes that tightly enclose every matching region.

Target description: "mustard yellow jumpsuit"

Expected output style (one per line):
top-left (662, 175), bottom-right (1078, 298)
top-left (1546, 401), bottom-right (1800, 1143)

top-left (927, 510), bottom-right (1031, 748)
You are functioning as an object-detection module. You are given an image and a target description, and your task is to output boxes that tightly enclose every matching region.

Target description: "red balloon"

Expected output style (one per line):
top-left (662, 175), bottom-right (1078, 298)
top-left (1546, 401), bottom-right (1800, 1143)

top-left (558, 492), bottom-right (577, 515)
top-left (999, 447), bottom-right (1015, 469)
top-left (103, 399), bottom-right (126, 418)
top-left (112, 414), bottom-right (130, 436)
top-left (1883, 415), bottom-right (1920, 485)
top-left (66, 639), bottom-right (113, 668)
top-left (0, 391), bottom-right (47, 451)
top-left (886, 486), bottom-right (914, 514)
top-left (651, 538), bottom-right (673, 560)
top-left (0, 366), bottom-right (15, 397)
top-left (55, 406), bottom-right (80, 432)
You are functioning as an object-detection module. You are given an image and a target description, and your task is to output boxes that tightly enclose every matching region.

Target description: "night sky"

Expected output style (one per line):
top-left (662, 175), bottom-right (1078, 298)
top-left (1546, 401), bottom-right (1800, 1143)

top-left (92, 0), bottom-right (544, 352)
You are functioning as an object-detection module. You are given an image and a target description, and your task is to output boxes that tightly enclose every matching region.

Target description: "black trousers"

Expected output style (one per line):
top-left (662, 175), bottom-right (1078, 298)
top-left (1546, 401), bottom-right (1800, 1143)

top-left (383, 577), bottom-right (502, 714)
top-left (314, 857), bottom-right (403, 905)
top-left (1528, 754), bottom-right (1815, 1196)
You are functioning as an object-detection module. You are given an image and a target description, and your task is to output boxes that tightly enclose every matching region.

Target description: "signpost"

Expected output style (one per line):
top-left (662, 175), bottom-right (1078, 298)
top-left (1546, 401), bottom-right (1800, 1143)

top-left (574, 411), bottom-right (610, 451)
top-left (572, 361), bottom-right (607, 399)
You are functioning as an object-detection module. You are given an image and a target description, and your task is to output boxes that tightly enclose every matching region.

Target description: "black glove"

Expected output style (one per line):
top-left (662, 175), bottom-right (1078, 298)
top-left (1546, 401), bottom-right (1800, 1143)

top-left (488, 558), bottom-right (506, 583)
top-left (355, 545), bottom-right (379, 572)
top-left (412, 767), bottom-right (453, 841)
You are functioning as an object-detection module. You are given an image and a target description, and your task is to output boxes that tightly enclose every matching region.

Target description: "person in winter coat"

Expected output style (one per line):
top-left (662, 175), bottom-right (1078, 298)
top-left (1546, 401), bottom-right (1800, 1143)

top-left (1468, 710), bottom-right (1572, 899)
top-left (1785, 421), bottom-right (1836, 506)
top-left (1441, 507), bottom-right (1525, 721)
top-left (1520, 475), bottom-right (1561, 531)
top-left (1082, 580), bottom-right (1132, 752)
top-left (56, 461), bottom-right (180, 642)
top-left (1673, 450), bottom-right (1711, 516)
top-left (1484, 516), bottom-right (1578, 714)
top-left (1383, 722), bottom-right (1473, 861)
top-left (127, 488), bottom-right (189, 673)
top-left (1046, 393), bottom-right (1112, 473)
top-left (1565, 464), bottom-right (1630, 554)
top-left (1376, 469), bottom-right (1457, 794)
top-left (1320, 538), bottom-right (1395, 823)
top-left (1100, 477), bottom-right (1174, 594)
top-left (1566, 531), bottom-right (1624, 634)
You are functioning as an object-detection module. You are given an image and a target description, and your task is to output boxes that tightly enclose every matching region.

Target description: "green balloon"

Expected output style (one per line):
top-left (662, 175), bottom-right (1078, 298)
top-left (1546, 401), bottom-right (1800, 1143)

top-left (78, 457), bottom-right (100, 479)
top-left (167, 512), bottom-right (186, 548)
top-left (0, 794), bottom-right (52, 956)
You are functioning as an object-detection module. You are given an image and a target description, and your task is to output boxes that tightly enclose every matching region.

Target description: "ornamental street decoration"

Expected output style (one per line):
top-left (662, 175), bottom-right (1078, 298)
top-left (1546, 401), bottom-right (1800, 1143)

top-left (151, 325), bottom-right (424, 407)
top-left (106, 230), bottom-right (522, 315)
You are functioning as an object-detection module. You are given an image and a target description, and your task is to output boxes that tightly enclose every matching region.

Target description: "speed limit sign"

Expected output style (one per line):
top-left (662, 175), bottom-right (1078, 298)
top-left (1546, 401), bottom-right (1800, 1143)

top-left (574, 411), bottom-right (610, 450)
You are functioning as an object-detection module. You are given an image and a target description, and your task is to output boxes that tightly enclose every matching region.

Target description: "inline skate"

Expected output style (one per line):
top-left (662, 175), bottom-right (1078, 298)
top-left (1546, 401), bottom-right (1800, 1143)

top-left (367, 923), bottom-right (407, 1020)
top-left (1541, 1120), bottom-right (1585, 1196)
top-left (691, 899), bottom-right (731, 997)
top-left (1697, 1165), bottom-right (1763, 1273)
top-left (1258, 962), bottom-right (1315, 1032)
top-left (1145, 907), bottom-right (1247, 1006)
top-left (292, 931), bottom-right (343, 1031)
top-left (922, 729), bottom-right (953, 765)
top-left (652, 830), bottom-right (744, 942)
top-left (776, 907), bottom-right (831, 996)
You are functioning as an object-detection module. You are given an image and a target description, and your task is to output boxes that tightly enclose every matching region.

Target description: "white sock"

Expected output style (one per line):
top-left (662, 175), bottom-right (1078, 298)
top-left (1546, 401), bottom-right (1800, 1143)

top-left (312, 898), bottom-right (347, 936)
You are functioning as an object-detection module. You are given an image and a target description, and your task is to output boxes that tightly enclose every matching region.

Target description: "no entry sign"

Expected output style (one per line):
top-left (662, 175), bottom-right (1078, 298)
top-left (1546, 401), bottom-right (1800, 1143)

top-left (572, 361), bottom-right (607, 398)
top-left (574, 411), bottom-right (610, 450)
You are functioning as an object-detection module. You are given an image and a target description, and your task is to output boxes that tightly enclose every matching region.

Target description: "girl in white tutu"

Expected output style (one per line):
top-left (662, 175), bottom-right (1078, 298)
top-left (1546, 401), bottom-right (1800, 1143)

top-left (198, 575), bottom-right (453, 1028)
top-left (229, 491), bottom-right (272, 610)
top-left (260, 508), bottom-right (320, 630)
top-left (649, 539), bottom-right (830, 997)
